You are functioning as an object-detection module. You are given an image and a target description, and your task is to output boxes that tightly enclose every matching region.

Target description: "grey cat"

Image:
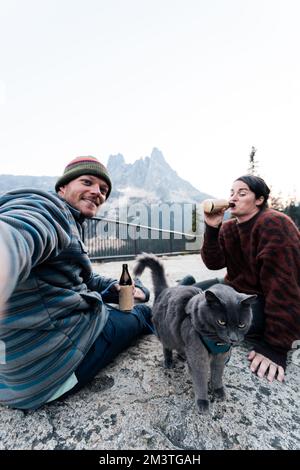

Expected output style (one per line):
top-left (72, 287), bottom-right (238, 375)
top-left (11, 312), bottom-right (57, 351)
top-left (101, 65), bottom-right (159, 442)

top-left (134, 253), bottom-right (256, 413)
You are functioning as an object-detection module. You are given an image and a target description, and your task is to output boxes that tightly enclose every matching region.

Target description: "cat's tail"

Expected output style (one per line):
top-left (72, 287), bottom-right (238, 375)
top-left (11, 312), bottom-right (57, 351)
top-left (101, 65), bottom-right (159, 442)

top-left (133, 253), bottom-right (169, 299)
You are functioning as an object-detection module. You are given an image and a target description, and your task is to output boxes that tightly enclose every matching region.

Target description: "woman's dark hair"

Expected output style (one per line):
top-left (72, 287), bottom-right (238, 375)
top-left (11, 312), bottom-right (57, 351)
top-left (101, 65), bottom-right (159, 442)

top-left (235, 175), bottom-right (270, 209)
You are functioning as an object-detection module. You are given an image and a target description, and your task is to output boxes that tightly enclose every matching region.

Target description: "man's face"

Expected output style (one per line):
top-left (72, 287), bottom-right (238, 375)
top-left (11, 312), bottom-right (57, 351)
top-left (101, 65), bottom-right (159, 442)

top-left (58, 175), bottom-right (109, 218)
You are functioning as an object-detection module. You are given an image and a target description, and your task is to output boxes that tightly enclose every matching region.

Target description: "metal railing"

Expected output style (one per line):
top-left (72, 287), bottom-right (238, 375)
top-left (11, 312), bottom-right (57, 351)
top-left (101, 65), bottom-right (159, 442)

top-left (84, 217), bottom-right (202, 261)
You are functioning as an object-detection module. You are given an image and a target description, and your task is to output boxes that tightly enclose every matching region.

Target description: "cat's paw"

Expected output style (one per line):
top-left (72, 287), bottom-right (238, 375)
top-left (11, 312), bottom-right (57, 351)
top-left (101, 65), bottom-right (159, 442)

top-left (196, 399), bottom-right (209, 414)
top-left (213, 386), bottom-right (226, 401)
top-left (163, 359), bottom-right (174, 369)
top-left (163, 349), bottom-right (173, 368)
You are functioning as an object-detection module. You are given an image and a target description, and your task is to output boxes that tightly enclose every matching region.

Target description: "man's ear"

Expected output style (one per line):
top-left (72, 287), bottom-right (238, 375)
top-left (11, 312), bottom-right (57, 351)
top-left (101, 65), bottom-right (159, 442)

top-left (57, 186), bottom-right (66, 196)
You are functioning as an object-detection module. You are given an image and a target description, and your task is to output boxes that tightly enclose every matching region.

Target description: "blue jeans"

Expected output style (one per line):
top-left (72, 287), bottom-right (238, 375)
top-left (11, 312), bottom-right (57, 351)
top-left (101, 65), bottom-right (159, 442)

top-left (58, 304), bottom-right (152, 400)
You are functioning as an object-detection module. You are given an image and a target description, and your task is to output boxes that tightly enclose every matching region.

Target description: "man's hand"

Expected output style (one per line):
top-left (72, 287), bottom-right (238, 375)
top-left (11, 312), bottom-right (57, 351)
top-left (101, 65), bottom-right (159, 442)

top-left (112, 282), bottom-right (146, 301)
top-left (248, 350), bottom-right (285, 382)
top-left (110, 283), bottom-right (120, 293)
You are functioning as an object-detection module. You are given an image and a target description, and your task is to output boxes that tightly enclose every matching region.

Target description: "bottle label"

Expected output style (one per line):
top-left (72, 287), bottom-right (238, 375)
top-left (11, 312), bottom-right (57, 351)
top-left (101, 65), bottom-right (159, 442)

top-left (119, 285), bottom-right (134, 311)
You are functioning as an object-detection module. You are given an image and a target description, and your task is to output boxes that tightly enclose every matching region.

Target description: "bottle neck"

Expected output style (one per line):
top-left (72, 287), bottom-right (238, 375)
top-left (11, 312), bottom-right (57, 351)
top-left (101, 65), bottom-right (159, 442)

top-left (120, 264), bottom-right (132, 285)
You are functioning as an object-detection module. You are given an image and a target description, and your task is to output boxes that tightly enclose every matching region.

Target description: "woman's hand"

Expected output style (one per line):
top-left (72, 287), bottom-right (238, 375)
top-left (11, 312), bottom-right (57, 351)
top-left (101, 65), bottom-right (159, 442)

top-left (248, 350), bottom-right (285, 382)
top-left (204, 208), bottom-right (226, 228)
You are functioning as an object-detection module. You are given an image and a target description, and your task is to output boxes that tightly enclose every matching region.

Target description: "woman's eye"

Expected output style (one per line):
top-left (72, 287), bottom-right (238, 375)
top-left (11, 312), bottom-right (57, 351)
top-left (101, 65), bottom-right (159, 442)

top-left (238, 323), bottom-right (246, 328)
top-left (217, 319), bottom-right (226, 326)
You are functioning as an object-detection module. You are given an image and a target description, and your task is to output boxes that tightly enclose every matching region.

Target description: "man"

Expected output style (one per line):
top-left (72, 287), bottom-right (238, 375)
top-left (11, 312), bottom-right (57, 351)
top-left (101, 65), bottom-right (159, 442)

top-left (0, 156), bottom-right (152, 410)
top-left (182, 175), bottom-right (300, 383)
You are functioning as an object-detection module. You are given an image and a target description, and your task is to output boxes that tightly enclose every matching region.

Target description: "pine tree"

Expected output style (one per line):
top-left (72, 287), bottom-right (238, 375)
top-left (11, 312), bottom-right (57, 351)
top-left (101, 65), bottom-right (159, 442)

top-left (247, 146), bottom-right (259, 175)
top-left (283, 197), bottom-right (300, 228)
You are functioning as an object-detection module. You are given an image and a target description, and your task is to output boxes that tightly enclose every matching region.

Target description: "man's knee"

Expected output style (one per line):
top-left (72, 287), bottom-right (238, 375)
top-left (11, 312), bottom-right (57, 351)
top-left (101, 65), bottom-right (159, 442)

top-left (132, 304), bottom-right (153, 334)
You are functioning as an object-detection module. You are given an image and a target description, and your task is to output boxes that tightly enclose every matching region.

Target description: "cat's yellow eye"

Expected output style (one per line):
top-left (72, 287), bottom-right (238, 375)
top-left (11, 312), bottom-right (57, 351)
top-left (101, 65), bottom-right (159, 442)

top-left (238, 323), bottom-right (246, 328)
top-left (217, 319), bottom-right (226, 326)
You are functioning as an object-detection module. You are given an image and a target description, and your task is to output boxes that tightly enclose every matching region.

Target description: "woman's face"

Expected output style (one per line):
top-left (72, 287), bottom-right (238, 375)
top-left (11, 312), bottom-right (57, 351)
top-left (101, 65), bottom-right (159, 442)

top-left (229, 180), bottom-right (264, 222)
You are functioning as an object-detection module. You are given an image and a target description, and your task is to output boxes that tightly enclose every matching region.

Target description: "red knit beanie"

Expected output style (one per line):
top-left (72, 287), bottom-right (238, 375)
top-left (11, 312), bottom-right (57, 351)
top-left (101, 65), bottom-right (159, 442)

top-left (55, 156), bottom-right (112, 197)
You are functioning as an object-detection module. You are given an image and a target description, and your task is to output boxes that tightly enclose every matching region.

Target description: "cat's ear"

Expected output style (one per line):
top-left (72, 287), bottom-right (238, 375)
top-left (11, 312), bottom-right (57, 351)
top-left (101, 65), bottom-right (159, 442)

top-left (205, 290), bottom-right (222, 306)
top-left (240, 294), bottom-right (257, 306)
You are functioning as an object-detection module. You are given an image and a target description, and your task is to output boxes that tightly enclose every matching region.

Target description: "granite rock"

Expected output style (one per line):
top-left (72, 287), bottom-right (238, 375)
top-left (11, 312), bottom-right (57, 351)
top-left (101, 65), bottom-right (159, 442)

top-left (1, 255), bottom-right (299, 450)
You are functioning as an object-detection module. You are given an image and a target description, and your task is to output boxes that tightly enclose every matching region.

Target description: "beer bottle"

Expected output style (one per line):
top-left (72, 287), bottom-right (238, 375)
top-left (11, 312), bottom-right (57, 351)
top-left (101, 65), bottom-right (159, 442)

top-left (202, 199), bottom-right (234, 214)
top-left (119, 264), bottom-right (133, 311)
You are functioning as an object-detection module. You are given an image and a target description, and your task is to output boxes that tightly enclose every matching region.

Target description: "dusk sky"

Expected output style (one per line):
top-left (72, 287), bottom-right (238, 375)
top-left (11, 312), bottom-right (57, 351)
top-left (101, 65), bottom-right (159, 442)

top-left (0, 0), bottom-right (299, 200)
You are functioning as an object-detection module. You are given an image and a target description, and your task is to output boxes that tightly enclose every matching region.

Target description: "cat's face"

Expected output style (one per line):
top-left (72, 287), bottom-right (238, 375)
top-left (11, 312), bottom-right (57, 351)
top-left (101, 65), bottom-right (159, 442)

top-left (191, 284), bottom-right (256, 344)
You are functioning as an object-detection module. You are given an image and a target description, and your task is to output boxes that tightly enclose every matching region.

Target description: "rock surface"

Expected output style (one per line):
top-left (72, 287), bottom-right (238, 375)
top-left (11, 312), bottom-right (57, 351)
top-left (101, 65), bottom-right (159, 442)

top-left (1, 255), bottom-right (299, 450)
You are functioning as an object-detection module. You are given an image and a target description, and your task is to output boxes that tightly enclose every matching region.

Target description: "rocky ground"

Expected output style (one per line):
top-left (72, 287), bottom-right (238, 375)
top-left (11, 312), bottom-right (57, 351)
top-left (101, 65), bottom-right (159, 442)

top-left (1, 254), bottom-right (299, 450)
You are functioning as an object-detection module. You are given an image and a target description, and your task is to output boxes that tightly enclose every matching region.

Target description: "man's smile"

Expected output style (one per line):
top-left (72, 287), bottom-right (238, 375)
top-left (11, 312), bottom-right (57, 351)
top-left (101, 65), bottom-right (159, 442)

top-left (81, 197), bottom-right (99, 208)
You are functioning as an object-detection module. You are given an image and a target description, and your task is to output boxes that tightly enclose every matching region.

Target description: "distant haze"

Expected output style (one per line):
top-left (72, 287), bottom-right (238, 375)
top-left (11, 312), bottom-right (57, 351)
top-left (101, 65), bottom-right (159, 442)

top-left (0, 148), bottom-right (213, 205)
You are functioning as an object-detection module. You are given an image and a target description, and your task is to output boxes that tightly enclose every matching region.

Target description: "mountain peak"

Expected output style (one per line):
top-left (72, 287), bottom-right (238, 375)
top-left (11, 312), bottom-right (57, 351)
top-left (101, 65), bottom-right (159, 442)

top-left (106, 148), bottom-right (212, 203)
top-left (150, 147), bottom-right (167, 166)
top-left (0, 149), bottom-right (213, 203)
top-left (107, 153), bottom-right (125, 169)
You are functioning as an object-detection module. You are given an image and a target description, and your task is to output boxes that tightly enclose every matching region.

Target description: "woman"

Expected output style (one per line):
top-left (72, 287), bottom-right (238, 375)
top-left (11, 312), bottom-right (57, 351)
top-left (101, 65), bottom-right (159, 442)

top-left (187, 175), bottom-right (300, 382)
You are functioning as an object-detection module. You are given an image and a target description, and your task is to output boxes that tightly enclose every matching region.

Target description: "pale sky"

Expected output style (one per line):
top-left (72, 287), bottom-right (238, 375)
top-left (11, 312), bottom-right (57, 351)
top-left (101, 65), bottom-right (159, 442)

top-left (0, 0), bottom-right (299, 200)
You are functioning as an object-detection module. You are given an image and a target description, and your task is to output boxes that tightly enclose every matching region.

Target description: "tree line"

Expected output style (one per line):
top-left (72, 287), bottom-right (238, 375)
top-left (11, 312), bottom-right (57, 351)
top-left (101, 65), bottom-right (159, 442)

top-left (248, 146), bottom-right (300, 228)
